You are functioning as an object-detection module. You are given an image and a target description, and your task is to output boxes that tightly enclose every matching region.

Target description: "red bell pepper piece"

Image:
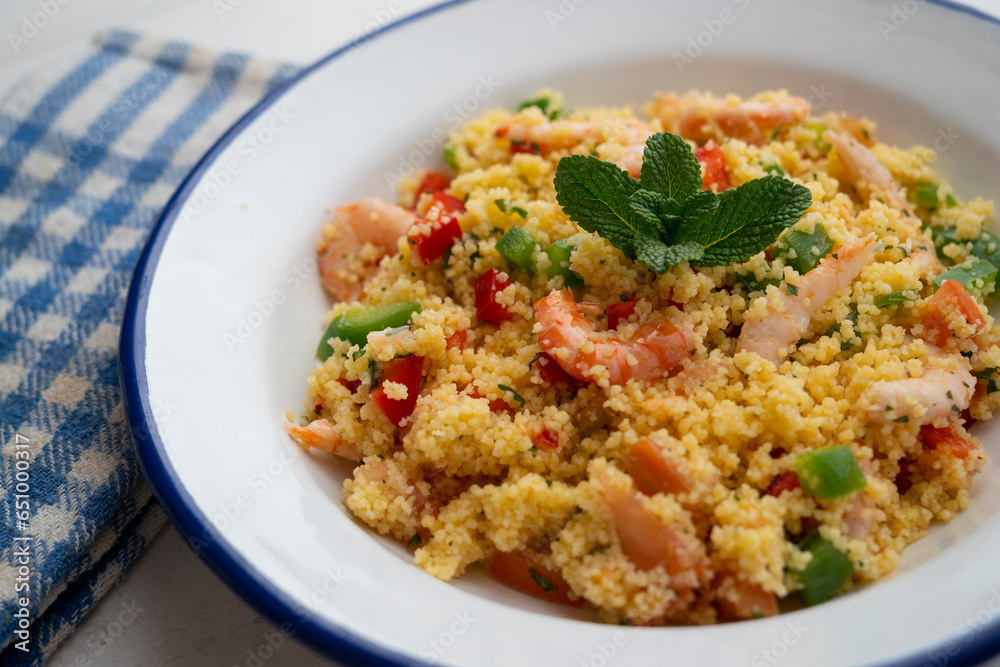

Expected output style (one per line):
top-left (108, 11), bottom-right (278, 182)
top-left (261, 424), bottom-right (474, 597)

top-left (920, 423), bottom-right (978, 460)
top-left (919, 279), bottom-right (986, 348)
top-left (695, 142), bottom-right (729, 192)
top-left (535, 352), bottom-right (580, 386)
top-left (606, 299), bottom-right (637, 330)
top-left (408, 214), bottom-right (462, 265)
top-left (416, 171), bottom-right (450, 197)
top-left (371, 356), bottom-right (424, 427)
top-left (475, 268), bottom-right (513, 324)
top-left (534, 429), bottom-right (560, 450)
top-left (763, 471), bottom-right (801, 497)
top-left (446, 330), bottom-right (467, 351)
top-left (429, 191), bottom-right (465, 216)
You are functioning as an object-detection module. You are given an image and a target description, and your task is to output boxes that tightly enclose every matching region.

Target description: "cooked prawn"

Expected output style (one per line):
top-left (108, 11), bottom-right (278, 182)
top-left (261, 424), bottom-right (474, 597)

top-left (646, 90), bottom-right (810, 145)
top-left (738, 234), bottom-right (884, 364)
top-left (738, 234), bottom-right (883, 365)
top-left (534, 290), bottom-right (693, 384)
top-left (496, 119), bottom-right (653, 177)
top-left (317, 198), bottom-right (416, 301)
top-left (826, 130), bottom-right (943, 279)
top-left (285, 418), bottom-right (361, 461)
top-left (861, 366), bottom-right (975, 425)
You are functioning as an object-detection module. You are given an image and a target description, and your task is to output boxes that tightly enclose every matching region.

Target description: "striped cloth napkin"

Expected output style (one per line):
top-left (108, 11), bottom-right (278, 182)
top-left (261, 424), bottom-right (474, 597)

top-left (0, 31), bottom-right (298, 665)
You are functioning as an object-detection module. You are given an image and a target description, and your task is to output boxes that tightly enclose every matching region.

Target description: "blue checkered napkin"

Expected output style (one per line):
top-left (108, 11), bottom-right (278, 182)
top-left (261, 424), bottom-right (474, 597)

top-left (0, 31), bottom-right (299, 665)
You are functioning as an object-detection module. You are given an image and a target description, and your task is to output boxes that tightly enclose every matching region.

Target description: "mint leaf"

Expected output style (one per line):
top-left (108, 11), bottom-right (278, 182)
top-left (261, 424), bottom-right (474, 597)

top-left (635, 236), bottom-right (703, 272)
top-left (554, 154), bottom-right (648, 258)
top-left (628, 190), bottom-right (668, 238)
top-left (679, 176), bottom-right (811, 266)
top-left (673, 189), bottom-right (719, 227)
top-left (640, 133), bottom-right (702, 202)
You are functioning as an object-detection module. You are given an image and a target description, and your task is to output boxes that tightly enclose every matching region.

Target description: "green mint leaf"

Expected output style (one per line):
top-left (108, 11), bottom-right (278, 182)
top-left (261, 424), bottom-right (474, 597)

top-left (628, 190), bottom-right (668, 239)
top-left (640, 132), bottom-right (702, 202)
top-left (677, 189), bottom-right (720, 224)
top-left (680, 175), bottom-right (811, 266)
top-left (635, 236), bottom-right (703, 272)
top-left (554, 154), bottom-right (647, 259)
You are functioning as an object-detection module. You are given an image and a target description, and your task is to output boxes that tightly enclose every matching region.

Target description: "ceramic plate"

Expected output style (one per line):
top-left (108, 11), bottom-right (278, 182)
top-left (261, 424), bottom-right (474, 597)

top-left (120, 1), bottom-right (1000, 665)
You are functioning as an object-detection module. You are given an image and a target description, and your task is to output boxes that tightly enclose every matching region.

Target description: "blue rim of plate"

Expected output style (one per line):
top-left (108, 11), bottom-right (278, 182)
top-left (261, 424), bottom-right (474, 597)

top-left (117, 1), bottom-right (1000, 666)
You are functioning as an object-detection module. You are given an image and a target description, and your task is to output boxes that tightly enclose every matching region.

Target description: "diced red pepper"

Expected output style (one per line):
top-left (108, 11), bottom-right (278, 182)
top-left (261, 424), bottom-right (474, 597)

top-left (466, 386), bottom-right (515, 414)
top-left (510, 141), bottom-right (539, 155)
top-left (607, 299), bottom-right (638, 330)
top-left (487, 550), bottom-right (584, 607)
top-left (534, 429), bottom-right (560, 450)
top-left (408, 214), bottom-right (462, 265)
top-left (535, 352), bottom-right (581, 386)
top-left (371, 356), bottom-right (424, 427)
top-left (446, 330), bottom-right (467, 351)
top-left (626, 438), bottom-right (690, 496)
top-left (695, 142), bottom-right (729, 192)
top-left (337, 379), bottom-right (360, 394)
top-left (763, 471), bottom-right (801, 497)
top-left (920, 423), bottom-right (978, 460)
top-left (475, 268), bottom-right (513, 324)
top-left (429, 191), bottom-right (466, 216)
top-left (895, 456), bottom-right (914, 494)
top-left (416, 171), bottom-right (450, 198)
top-left (919, 279), bottom-right (986, 347)
top-left (489, 397), bottom-right (516, 414)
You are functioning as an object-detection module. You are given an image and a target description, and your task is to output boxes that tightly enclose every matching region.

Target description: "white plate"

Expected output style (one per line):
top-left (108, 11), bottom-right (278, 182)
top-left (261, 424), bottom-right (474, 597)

top-left (120, 1), bottom-right (1000, 665)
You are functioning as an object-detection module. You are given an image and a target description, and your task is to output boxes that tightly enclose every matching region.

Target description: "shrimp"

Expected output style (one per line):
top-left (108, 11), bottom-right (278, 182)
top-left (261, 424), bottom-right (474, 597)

top-left (645, 90), bottom-right (810, 145)
top-left (861, 366), bottom-right (975, 425)
top-left (825, 131), bottom-right (943, 279)
top-left (533, 290), bottom-right (693, 385)
top-left (317, 198), bottom-right (416, 301)
top-left (284, 418), bottom-right (361, 461)
top-left (738, 234), bottom-right (883, 365)
top-left (496, 119), bottom-right (653, 177)
top-left (825, 130), bottom-right (901, 207)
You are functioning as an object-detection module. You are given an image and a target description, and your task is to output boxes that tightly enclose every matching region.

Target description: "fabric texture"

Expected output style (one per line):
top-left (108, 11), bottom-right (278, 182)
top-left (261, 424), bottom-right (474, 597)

top-left (0, 30), bottom-right (298, 665)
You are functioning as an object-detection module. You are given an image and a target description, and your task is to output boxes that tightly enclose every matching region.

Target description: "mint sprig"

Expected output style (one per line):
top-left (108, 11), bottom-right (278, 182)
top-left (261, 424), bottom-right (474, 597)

top-left (553, 132), bottom-right (812, 272)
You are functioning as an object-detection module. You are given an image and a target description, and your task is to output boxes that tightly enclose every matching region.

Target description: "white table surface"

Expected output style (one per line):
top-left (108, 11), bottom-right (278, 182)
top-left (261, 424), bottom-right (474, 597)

top-left (2, 1), bottom-right (1000, 665)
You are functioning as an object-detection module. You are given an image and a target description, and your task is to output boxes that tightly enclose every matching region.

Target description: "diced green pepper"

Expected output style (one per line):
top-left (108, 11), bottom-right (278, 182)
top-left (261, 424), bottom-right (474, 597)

top-left (873, 290), bottom-right (918, 309)
top-left (914, 182), bottom-right (939, 208)
top-left (932, 259), bottom-right (998, 294)
top-left (316, 301), bottom-right (423, 360)
top-left (932, 226), bottom-right (1000, 271)
top-left (496, 226), bottom-right (538, 274)
top-left (805, 121), bottom-right (831, 153)
top-left (794, 445), bottom-right (867, 499)
top-left (517, 96), bottom-right (562, 120)
top-left (792, 532), bottom-right (854, 606)
top-left (545, 239), bottom-right (583, 287)
top-left (737, 269), bottom-right (780, 294)
top-left (762, 162), bottom-right (785, 177)
top-left (443, 145), bottom-right (458, 171)
top-left (774, 224), bottom-right (833, 275)
top-left (946, 193), bottom-right (958, 208)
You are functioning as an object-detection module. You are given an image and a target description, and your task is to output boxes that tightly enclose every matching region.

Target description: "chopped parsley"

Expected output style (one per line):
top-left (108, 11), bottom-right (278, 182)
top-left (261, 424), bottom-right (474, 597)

top-left (498, 384), bottom-right (525, 407)
top-left (518, 96), bottom-right (562, 121)
top-left (528, 568), bottom-right (558, 591)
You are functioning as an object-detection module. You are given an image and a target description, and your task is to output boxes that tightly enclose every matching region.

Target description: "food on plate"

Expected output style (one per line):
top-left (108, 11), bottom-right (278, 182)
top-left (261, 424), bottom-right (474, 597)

top-left (288, 89), bottom-right (998, 624)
